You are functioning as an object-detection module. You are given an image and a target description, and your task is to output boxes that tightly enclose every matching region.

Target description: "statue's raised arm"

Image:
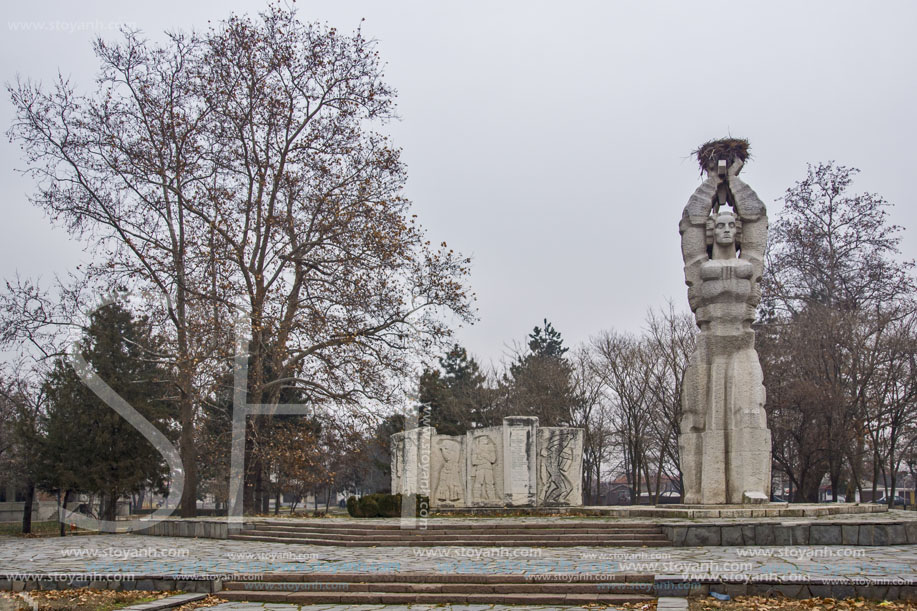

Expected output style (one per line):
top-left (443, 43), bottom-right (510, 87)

top-left (679, 173), bottom-right (719, 314)
top-left (728, 168), bottom-right (768, 312)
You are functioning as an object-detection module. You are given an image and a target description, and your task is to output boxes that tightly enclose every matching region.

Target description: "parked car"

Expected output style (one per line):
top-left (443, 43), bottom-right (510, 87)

top-left (873, 496), bottom-right (907, 506)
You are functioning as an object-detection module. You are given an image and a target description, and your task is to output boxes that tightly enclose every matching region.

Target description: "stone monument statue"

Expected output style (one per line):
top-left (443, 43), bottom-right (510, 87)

top-left (678, 140), bottom-right (772, 505)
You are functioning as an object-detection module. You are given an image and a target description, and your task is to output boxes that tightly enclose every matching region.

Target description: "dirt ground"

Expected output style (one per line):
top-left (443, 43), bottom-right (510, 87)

top-left (688, 595), bottom-right (917, 611)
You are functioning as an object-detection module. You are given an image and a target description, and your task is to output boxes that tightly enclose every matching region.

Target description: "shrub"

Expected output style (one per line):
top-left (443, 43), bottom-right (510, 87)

top-left (346, 493), bottom-right (428, 517)
top-left (346, 496), bottom-right (359, 518)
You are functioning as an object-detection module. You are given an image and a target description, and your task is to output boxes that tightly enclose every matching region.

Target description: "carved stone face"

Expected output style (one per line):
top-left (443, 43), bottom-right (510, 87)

top-left (714, 212), bottom-right (737, 246)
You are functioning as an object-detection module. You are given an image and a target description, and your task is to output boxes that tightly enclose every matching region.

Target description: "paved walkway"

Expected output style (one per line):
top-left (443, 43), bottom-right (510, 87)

top-left (1, 534), bottom-right (916, 584)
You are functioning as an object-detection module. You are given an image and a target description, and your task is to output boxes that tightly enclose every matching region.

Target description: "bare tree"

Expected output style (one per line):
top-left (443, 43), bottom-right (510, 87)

top-left (7, 6), bottom-right (473, 516)
top-left (760, 162), bottom-right (916, 502)
top-left (590, 330), bottom-right (655, 504)
top-left (644, 305), bottom-right (695, 501)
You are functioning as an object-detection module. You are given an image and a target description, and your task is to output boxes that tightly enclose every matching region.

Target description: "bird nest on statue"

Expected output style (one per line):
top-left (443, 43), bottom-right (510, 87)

top-left (692, 138), bottom-right (751, 175)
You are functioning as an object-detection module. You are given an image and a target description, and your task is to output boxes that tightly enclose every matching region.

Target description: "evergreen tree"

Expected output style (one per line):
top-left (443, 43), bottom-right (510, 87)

top-left (504, 319), bottom-right (576, 426)
top-left (37, 303), bottom-right (175, 523)
top-left (418, 344), bottom-right (492, 434)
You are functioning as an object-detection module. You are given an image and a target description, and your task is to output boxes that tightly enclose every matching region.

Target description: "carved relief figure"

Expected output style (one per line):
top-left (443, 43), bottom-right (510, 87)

top-left (539, 433), bottom-right (574, 504)
top-left (679, 146), bottom-right (772, 504)
top-left (390, 436), bottom-right (403, 494)
top-left (434, 439), bottom-right (463, 503)
top-left (471, 435), bottom-right (497, 502)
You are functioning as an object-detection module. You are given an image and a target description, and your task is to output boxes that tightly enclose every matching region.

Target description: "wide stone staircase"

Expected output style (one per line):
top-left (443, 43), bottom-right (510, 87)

top-left (218, 572), bottom-right (657, 605)
top-left (227, 519), bottom-right (672, 547)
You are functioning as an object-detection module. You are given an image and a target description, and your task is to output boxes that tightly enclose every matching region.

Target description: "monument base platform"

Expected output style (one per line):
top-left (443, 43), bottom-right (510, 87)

top-left (432, 502), bottom-right (886, 519)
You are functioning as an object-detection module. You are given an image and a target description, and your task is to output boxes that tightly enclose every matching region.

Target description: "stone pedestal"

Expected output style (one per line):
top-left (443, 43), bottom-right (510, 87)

top-left (391, 417), bottom-right (583, 508)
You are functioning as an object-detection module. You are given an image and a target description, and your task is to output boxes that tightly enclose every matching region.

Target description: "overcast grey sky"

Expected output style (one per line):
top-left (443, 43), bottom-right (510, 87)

top-left (3, 0), bottom-right (916, 368)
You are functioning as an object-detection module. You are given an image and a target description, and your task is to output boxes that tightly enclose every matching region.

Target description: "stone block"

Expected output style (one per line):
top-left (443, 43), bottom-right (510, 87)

top-left (721, 525), bottom-right (744, 546)
top-left (741, 524), bottom-right (756, 545)
top-left (842, 524), bottom-right (859, 545)
top-left (877, 523), bottom-right (906, 545)
top-left (669, 526), bottom-right (687, 546)
top-left (654, 575), bottom-right (691, 597)
top-left (773, 525), bottom-right (792, 545)
top-left (178, 580), bottom-right (209, 593)
top-left (807, 584), bottom-right (834, 598)
top-left (899, 586), bottom-right (917, 601)
top-left (905, 520), bottom-right (917, 544)
top-left (791, 524), bottom-right (810, 545)
top-left (810, 524), bottom-right (842, 546)
top-left (684, 526), bottom-right (721, 546)
top-left (754, 524), bottom-right (775, 546)
top-left (770, 584), bottom-right (805, 598)
top-left (152, 579), bottom-right (173, 592)
top-left (858, 524), bottom-right (875, 545)
top-left (831, 584), bottom-right (856, 599)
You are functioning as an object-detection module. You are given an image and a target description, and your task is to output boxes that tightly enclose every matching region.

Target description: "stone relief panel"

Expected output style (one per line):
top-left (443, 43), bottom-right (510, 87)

top-left (400, 426), bottom-right (433, 496)
top-left (390, 431), bottom-right (404, 494)
top-left (466, 427), bottom-right (503, 506)
top-left (390, 418), bottom-right (583, 508)
top-left (536, 427), bottom-right (583, 506)
top-left (430, 435), bottom-right (466, 507)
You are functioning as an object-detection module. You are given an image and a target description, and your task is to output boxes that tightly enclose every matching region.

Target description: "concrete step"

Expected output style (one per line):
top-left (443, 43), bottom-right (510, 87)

top-left (243, 572), bottom-right (655, 584)
top-left (240, 528), bottom-right (669, 540)
top-left (218, 589), bottom-right (655, 605)
top-left (226, 533), bottom-right (672, 546)
top-left (248, 525), bottom-right (667, 535)
top-left (253, 520), bottom-right (662, 531)
top-left (223, 580), bottom-right (654, 594)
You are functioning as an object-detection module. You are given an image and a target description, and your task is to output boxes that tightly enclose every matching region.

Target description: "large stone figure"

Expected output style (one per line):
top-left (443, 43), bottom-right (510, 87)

top-left (678, 148), bottom-right (772, 505)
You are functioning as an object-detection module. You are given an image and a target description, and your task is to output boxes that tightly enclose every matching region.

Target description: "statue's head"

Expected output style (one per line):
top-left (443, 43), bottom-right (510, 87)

top-left (714, 210), bottom-right (737, 246)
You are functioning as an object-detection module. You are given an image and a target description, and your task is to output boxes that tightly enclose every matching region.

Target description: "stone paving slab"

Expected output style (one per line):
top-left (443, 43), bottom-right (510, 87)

top-left (1, 534), bottom-right (916, 586)
top-left (121, 592), bottom-right (207, 610)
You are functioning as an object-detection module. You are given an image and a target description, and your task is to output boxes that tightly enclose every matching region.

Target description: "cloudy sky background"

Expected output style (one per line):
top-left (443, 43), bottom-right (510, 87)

top-left (2, 0), bottom-right (916, 368)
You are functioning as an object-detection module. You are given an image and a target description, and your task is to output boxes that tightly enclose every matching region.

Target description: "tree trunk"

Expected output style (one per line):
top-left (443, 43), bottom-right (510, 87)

top-left (176, 303), bottom-right (198, 518)
top-left (21, 480), bottom-right (35, 535)
top-left (59, 490), bottom-right (71, 537)
top-left (872, 448), bottom-right (880, 502)
top-left (274, 490), bottom-right (281, 515)
top-left (253, 459), bottom-right (263, 514)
